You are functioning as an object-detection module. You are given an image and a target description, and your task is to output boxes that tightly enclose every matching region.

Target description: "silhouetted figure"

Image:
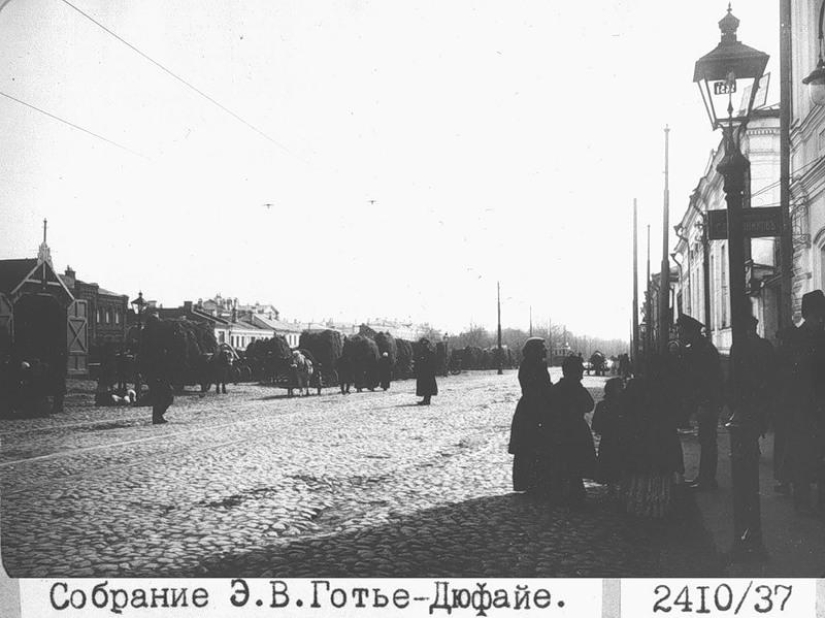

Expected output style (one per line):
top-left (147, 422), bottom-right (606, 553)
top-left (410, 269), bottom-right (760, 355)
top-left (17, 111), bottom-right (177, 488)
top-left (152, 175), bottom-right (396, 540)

top-left (592, 378), bottom-right (625, 487)
top-left (138, 312), bottom-right (174, 425)
top-left (776, 290), bottom-right (825, 515)
top-left (508, 338), bottom-right (555, 494)
top-left (414, 338), bottom-right (438, 406)
top-left (555, 355), bottom-right (596, 504)
top-left (618, 366), bottom-right (683, 518)
top-left (337, 355), bottom-right (352, 395)
top-left (378, 352), bottom-right (393, 390)
top-left (677, 314), bottom-right (723, 491)
top-left (618, 353), bottom-right (631, 380)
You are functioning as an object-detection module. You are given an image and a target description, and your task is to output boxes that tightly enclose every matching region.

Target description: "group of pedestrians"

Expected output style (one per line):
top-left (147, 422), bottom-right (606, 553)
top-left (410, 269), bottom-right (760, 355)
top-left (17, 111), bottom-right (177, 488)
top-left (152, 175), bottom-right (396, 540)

top-left (509, 289), bottom-right (825, 520)
top-left (508, 335), bottom-right (687, 515)
top-left (508, 339), bottom-right (596, 505)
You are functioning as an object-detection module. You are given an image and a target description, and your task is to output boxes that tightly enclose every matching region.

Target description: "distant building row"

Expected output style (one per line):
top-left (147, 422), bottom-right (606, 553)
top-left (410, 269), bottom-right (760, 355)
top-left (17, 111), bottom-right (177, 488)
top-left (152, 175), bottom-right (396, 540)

top-left (0, 240), bottom-right (436, 375)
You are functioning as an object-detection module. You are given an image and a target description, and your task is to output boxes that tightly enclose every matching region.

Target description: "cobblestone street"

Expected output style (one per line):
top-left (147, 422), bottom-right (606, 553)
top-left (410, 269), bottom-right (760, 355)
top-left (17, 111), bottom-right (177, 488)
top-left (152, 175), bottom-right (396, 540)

top-left (1, 371), bottom-right (717, 578)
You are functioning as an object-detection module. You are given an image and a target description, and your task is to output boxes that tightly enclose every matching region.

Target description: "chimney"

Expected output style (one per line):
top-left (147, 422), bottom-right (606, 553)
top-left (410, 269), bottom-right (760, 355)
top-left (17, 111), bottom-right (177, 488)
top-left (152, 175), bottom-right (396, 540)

top-left (63, 266), bottom-right (76, 289)
top-left (184, 300), bottom-right (193, 312)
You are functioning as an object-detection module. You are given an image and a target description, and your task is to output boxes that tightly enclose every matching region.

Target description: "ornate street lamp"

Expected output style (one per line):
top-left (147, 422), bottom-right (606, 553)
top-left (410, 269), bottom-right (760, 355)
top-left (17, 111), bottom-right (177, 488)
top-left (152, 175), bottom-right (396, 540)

top-left (130, 291), bottom-right (147, 329)
top-left (802, 1), bottom-right (825, 105)
top-left (693, 5), bottom-right (768, 561)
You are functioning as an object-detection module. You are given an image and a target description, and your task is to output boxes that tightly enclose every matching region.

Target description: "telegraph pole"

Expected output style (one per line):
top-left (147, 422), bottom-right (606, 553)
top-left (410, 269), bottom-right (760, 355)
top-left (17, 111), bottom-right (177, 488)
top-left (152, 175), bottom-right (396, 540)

top-left (779, 0), bottom-right (794, 330)
top-left (659, 125), bottom-right (671, 355)
top-left (632, 198), bottom-right (640, 372)
top-left (497, 281), bottom-right (503, 375)
top-left (646, 224), bottom-right (652, 361)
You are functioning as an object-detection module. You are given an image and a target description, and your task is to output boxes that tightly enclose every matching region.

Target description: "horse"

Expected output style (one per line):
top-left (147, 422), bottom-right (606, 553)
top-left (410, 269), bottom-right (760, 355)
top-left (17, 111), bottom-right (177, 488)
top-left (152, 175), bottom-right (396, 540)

top-left (199, 346), bottom-right (235, 394)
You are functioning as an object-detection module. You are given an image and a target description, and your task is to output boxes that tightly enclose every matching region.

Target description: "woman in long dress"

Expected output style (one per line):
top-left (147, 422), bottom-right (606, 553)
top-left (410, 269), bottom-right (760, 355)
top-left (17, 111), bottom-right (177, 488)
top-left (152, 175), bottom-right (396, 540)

top-left (619, 357), bottom-right (683, 518)
top-left (508, 338), bottom-right (555, 493)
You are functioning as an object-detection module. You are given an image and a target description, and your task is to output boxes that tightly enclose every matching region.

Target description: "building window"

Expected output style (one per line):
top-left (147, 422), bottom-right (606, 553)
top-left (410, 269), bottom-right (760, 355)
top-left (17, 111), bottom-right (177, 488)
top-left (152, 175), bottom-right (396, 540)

top-left (105, 308), bottom-right (112, 324)
top-left (114, 310), bottom-right (120, 325)
top-left (97, 308), bottom-right (103, 324)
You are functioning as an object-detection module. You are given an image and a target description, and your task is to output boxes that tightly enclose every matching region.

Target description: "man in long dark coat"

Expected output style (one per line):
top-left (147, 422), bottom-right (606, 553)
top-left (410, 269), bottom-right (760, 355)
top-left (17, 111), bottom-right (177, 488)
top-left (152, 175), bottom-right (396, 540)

top-left (776, 290), bottom-right (825, 514)
top-left (677, 314), bottom-right (724, 490)
top-left (378, 352), bottom-right (393, 391)
top-left (414, 338), bottom-right (438, 406)
top-left (138, 312), bottom-right (175, 425)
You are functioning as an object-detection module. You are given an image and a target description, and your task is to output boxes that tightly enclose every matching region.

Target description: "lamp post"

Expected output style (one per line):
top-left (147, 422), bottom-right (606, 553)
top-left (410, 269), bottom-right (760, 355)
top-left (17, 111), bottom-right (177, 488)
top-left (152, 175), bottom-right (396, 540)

top-left (130, 291), bottom-right (146, 400)
top-left (802, 0), bottom-right (825, 105)
top-left (693, 5), bottom-right (769, 561)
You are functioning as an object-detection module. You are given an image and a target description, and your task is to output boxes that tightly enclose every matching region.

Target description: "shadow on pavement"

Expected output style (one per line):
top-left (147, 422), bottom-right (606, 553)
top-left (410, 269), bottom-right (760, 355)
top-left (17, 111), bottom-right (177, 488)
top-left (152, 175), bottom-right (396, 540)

top-left (188, 485), bottom-right (722, 578)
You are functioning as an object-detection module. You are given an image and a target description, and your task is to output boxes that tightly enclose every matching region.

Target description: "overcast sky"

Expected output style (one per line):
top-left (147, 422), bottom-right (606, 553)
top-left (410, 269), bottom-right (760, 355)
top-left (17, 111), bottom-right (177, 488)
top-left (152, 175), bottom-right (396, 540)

top-left (0, 0), bottom-right (779, 340)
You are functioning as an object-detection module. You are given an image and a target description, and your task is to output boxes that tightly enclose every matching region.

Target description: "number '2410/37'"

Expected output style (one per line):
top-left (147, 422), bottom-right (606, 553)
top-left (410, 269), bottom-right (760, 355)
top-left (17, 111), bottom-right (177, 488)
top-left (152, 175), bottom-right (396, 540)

top-left (653, 583), bottom-right (792, 613)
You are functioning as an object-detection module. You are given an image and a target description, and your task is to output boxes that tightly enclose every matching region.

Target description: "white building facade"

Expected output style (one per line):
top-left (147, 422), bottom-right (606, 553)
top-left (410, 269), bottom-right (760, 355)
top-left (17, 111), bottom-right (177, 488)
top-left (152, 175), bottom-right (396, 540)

top-left (790, 0), bottom-right (825, 318)
top-left (674, 107), bottom-right (781, 352)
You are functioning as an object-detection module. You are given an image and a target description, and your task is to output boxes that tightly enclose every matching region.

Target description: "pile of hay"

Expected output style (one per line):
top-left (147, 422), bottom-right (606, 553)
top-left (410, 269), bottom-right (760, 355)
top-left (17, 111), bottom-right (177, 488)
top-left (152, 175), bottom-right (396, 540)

top-left (394, 338), bottom-right (414, 379)
top-left (298, 330), bottom-right (344, 370)
top-left (245, 335), bottom-right (293, 382)
top-left (246, 336), bottom-right (292, 361)
top-left (342, 334), bottom-right (380, 390)
top-left (137, 318), bottom-right (216, 389)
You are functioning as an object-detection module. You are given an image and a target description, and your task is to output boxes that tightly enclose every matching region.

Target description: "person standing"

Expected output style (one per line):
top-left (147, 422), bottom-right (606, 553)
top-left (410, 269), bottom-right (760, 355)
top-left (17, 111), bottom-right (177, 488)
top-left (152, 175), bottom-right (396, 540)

top-left (592, 377), bottom-right (625, 489)
top-left (138, 311), bottom-right (174, 425)
top-left (777, 290), bottom-right (825, 515)
top-left (677, 314), bottom-right (724, 490)
top-left (554, 355), bottom-right (596, 504)
top-left (337, 354), bottom-right (352, 395)
top-left (619, 364), bottom-right (683, 518)
top-left (378, 352), bottom-right (393, 391)
top-left (508, 338), bottom-right (555, 494)
top-left (414, 338), bottom-right (438, 406)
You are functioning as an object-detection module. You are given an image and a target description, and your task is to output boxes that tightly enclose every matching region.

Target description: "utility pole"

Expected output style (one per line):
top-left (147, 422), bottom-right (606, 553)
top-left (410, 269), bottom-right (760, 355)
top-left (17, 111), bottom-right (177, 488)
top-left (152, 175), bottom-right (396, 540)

top-left (529, 306), bottom-right (533, 337)
top-left (646, 224), bottom-right (652, 361)
top-left (779, 0), bottom-right (794, 331)
top-left (659, 125), bottom-right (671, 355)
top-left (497, 281), bottom-right (503, 375)
top-left (632, 198), bottom-right (640, 372)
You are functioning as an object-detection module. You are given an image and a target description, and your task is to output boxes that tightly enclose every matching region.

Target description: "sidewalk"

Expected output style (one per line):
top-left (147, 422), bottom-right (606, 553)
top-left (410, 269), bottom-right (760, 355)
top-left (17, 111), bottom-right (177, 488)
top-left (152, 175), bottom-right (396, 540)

top-left (679, 426), bottom-right (825, 577)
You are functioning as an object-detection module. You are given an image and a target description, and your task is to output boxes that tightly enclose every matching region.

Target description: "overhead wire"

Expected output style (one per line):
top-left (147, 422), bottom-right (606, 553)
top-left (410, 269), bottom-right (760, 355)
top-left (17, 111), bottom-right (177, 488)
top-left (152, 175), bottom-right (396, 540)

top-left (0, 90), bottom-right (147, 159)
top-left (58, 0), bottom-right (297, 159)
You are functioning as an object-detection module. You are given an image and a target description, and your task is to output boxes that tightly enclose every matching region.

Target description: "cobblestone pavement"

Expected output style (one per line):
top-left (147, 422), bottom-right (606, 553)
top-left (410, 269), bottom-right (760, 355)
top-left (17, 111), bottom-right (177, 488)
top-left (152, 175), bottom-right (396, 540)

top-left (1, 370), bottom-right (718, 578)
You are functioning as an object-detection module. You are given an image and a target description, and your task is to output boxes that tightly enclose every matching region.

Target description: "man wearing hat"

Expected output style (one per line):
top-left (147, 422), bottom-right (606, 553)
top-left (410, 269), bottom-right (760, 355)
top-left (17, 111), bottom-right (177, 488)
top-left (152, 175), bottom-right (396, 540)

top-left (677, 313), bottom-right (724, 490)
top-left (776, 289), bottom-right (825, 514)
